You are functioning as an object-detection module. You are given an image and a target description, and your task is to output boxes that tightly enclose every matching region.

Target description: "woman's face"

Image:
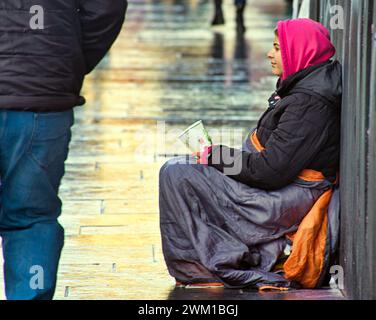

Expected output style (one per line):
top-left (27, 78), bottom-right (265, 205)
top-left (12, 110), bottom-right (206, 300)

top-left (267, 35), bottom-right (284, 77)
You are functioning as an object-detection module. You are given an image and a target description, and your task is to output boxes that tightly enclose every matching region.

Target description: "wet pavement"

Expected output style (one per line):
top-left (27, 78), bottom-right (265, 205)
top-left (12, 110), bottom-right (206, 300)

top-left (0, 0), bottom-right (344, 300)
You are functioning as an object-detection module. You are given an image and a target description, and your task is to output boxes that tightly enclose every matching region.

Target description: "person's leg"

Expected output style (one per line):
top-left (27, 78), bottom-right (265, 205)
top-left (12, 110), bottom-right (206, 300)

top-left (211, 0), bottom-right (225, 25)
top-left (234, 0), bottom-right (246, 5)
top-left (234, 0), bottom-right (246, 34)
top-left (0, 109), bottom-right (74, 300)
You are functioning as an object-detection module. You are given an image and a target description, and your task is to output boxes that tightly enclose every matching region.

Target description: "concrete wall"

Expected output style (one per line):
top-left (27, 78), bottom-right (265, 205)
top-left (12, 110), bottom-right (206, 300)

top-left (295, 0), bottom-right (376, 300)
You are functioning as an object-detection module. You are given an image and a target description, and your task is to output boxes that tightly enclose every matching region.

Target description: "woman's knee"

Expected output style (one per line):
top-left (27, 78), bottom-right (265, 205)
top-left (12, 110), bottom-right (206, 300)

top-left (160, 158), bottom-right (189, 186)
top-left (160, 156), bottom-right (195, 178)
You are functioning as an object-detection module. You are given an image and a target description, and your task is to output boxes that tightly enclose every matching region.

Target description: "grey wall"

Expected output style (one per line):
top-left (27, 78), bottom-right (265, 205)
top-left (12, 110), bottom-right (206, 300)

top-left (303, 0), bottom-right (376, 300)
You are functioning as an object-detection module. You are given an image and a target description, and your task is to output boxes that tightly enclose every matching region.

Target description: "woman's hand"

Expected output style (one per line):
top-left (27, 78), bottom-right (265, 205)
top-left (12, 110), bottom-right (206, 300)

top-left (192, 145), bottom-right (213, 165)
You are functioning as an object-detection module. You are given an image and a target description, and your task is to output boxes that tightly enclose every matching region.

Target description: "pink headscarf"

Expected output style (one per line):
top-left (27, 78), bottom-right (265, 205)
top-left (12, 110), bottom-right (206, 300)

top-left (277, 18), bottom-right (336, 80)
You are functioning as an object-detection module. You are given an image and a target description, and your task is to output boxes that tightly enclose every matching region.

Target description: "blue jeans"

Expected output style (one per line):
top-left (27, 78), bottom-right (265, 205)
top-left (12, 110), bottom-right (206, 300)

top-left (234, 0), bottom-right (246, 6)
top-left (0, 109), bottom-right (74, 300)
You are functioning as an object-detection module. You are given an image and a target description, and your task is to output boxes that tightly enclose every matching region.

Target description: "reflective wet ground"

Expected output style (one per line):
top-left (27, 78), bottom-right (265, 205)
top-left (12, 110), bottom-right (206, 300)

top-left (0, 0), bottom-right (344, 300)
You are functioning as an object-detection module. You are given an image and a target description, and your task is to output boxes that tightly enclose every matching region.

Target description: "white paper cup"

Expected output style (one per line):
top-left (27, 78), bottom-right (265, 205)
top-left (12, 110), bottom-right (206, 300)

top-left (178, 120), bottom-right (212, 153)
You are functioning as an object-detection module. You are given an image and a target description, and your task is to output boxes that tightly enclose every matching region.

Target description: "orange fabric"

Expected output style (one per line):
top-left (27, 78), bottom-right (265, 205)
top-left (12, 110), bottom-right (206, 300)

top-left (285, 232), bottom-right (295, 242)
top-left (298, 169), bottom-right (325, 182)
top-left (283, 189), bottom-right (332, 288)
top-left (250, 130), bottom-right (333, 288)
top-left (258, 285), bottom-right (290, 292)
top-left (251, 130), bottom-right (265, 152)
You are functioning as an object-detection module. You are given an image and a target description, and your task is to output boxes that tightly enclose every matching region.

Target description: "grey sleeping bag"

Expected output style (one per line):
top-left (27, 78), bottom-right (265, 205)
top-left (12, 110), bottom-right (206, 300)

top-left (159, 131), bottom-right (333, 288)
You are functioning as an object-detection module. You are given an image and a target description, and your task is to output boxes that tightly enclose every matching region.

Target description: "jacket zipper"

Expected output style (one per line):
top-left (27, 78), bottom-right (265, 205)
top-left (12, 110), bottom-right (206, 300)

top-left (256, 91), bottom-right (279, 128)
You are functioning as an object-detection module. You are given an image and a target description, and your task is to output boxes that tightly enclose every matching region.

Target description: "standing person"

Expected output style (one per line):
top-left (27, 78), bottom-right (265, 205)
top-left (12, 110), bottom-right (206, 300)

top-left (212, 0), bottom-right (247, 34)
top-left (0, 0), bottom-right (127, 300)
top-left (159, 18), bottom-right (341, 289)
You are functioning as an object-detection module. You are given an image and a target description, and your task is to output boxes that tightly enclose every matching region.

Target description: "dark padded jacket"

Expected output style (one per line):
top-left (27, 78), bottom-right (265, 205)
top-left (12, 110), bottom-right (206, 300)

top-left (209, 60), bottom-right (342, 190)
top-left (0, 0), bottom-right (127, 112)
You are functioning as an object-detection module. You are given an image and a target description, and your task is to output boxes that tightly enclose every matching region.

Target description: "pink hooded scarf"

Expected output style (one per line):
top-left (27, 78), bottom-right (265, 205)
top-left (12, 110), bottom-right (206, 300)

top-left (277, 18), bottom-right (336, 80)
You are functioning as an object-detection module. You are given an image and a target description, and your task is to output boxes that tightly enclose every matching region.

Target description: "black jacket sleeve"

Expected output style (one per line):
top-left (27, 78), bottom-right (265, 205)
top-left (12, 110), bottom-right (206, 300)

top-left (79, 0), bottom-right (128, 73)
top-left (208, 100), bottom-right (330, 190)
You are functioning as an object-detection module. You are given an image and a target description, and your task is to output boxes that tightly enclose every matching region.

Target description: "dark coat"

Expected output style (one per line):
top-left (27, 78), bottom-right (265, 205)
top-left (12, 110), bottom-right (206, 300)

top-left (209, 60), bottom-right (342, 190)
top-left (0, 0), bottom-right (127, 112)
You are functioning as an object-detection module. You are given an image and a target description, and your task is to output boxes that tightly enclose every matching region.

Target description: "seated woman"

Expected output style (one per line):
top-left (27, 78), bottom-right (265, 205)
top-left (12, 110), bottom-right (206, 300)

top-left (159, 18), bottom-right (342, 289)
